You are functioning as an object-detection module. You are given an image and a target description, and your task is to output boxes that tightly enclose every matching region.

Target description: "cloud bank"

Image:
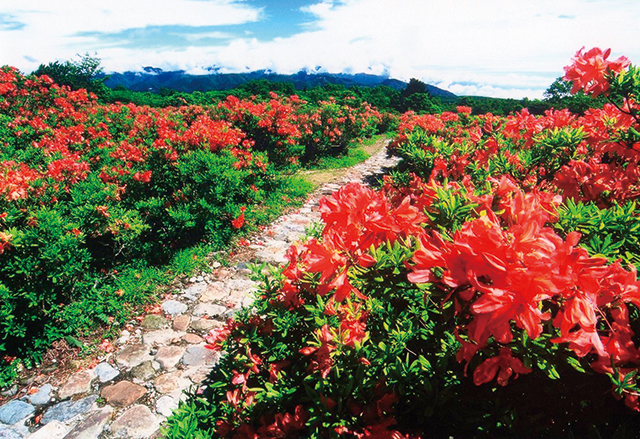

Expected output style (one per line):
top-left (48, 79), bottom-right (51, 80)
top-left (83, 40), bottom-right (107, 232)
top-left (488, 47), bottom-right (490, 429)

top-left (1, 0), bottom-right (639, 98)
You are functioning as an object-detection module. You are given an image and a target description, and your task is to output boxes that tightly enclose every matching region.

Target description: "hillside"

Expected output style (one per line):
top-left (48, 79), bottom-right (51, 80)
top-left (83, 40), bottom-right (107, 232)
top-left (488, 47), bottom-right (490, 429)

top-left (102, 68), bottom-right (457, 99)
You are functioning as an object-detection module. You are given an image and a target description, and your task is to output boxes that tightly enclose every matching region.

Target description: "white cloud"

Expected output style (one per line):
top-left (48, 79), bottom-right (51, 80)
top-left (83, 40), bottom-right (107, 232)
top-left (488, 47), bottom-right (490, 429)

top-left (2, 0), bottom-right (639, 98)
top-left (224, 0), bottom-right (639, 98)
top-left (0, 0), bottom-right (261, 71)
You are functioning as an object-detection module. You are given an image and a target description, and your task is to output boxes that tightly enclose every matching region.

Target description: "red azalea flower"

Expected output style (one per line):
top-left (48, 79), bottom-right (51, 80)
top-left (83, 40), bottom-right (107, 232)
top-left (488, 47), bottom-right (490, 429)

top-left (564, 47), bottom-right (630, 97)
top-left (231, 212), bottom-right (245, 229)
top-left (473, 347), bottom-right (532, 386)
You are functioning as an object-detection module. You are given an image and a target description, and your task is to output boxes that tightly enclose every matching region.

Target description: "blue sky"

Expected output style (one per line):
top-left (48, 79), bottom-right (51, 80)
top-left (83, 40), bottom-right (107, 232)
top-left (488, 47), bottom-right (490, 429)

top-left (1, 0), bottom-right (639, 99)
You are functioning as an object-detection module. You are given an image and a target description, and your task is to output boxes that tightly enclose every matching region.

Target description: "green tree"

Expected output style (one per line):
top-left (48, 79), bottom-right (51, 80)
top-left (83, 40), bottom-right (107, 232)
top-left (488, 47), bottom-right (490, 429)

top-left (401, 78), bottom-right (428, 98)
top-left (34, 53), bottom-right (109, 98)
top-left (239, 79), bottom-right (296, 98)
top-left (543, 77), bottom-right (605, 114)
top-left (398, 78), bottom-right (441, 113)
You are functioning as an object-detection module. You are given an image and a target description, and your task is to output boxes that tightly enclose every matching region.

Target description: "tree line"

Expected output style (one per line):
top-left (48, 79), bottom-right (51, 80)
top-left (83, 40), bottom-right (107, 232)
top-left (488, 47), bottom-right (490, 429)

top-left (33, 54), bottom-right (604, 116)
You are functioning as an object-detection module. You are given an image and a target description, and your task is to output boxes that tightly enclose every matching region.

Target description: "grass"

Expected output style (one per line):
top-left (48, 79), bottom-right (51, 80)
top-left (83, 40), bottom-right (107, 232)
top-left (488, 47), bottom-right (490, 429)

top-left (300, 134), bottom-right (389, 189)
top-left (307, 134), bottom-right (388, 170)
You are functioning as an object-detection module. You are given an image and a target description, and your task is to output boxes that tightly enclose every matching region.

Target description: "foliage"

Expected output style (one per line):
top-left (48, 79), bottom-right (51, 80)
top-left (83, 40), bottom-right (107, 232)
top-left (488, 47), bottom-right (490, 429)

top-left (543, 77), bottom-right (606, 114)
top-left (0, 65), bottom-right (383, 381)
top-left (33, 53), bottom-right (109, 98)
top-left (165, 47), bottom-right (640, 438)
top-left (555, 199), bottom-right (640, 266)
top-left (165, 179), bottom-right (640, 437)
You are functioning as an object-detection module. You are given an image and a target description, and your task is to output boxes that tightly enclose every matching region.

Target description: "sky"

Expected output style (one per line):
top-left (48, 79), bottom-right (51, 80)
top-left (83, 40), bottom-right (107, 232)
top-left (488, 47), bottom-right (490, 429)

top-left (1, 0), bottom-right (639, 99)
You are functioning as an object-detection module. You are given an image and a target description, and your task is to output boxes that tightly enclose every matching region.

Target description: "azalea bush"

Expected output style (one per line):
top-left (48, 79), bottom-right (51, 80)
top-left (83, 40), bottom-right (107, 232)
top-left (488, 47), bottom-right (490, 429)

top-left (166, 179), bottom-right (640, 437)
top-left (0, 67), bottom-right (383, 380)
top-left (299, 97), bottom-right (383, 163)
top-left (165, 48), bottom-right (640, 437)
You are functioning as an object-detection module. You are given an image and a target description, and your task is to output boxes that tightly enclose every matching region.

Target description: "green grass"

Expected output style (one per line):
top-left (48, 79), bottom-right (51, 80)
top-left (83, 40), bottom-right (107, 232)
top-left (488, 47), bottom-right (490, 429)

top-left (306, 135), bottom-right (387, 170)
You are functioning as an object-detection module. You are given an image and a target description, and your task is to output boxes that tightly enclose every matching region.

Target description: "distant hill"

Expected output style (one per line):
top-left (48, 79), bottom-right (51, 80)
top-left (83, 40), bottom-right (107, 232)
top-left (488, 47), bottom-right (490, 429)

top-left (102, 69), bottom-right (457, 99)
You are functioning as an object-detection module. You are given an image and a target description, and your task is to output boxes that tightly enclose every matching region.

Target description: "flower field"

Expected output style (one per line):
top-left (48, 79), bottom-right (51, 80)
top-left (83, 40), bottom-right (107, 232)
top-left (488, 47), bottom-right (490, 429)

top-left (0, 67), bottom-right (383, 383)
top-left (163, 48), bottom-right (640, 437)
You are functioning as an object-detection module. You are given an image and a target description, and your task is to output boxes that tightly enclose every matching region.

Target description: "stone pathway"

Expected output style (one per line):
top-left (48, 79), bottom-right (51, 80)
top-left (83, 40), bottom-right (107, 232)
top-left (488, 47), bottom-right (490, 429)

top-left (0, 140), bottom-right (398, 438)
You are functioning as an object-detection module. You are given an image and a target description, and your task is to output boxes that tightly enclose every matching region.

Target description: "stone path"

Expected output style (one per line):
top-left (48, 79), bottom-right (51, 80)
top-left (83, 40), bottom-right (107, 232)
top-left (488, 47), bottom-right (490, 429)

top-left (0, 140), bottom-right (398, 438)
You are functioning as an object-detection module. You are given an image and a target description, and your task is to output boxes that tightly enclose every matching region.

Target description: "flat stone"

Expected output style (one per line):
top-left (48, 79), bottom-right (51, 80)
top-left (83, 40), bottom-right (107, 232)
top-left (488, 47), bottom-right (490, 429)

top-left (154, 371), bottom-right (188, 394)
top-left (95, 362), bottom-right (119, 383)
top-left (286, 232), bottom-right (303, 242)
top-left (255, 249), bottom-right (288, 264)
top-left (155, 396), bottom-right (178, 417)
top-left (130, 361), bottom-right (156, 381)
top-left (64, 407), bottom-right (113, 439)
top-left (228, 290), bottom-right (255, 308)
top-left (116, 344), bottom-right (153, 369)
top-left (6, 425), bottom-right (26, 438)
top-left (141, 315), bottom-right (169, 330)
top-left (0, 400), bottom-right (35, 425)
top-left (28, 383), bottom-right (53, 406)
top-left (198, 282), bottom-right (230, 302)
top-left (182, 333), bottom-right (203, 344)
top-left (183, 366), bottom-right (210, 384)
top-left (181, 283), bottom-right (207, 301)
top-left (288, 223), bottom-right (308, 233)
top-left (192, 303), bottom-right (227, 318)
top-left (117, 330), bottom-right (131, 345)
top-left (154, 345), bottom-right (186, 370)
top-left (226, 278), bottom-right (258, 292)
top-left (142, 329), bottom-right (185, 346)
top-left (41, 395), bottom-right (98, 425)
top-left (108, 405), bottom-right (160, 439)
top-left (0, 424), bottom-right (23, 439)
top-left (29, 420), bottom-right (72, 439)
top-left (265, 237), bottom-right (291, 247)
top-left (161, 300), bottom-right (187, 317)
top-left (58, 370), bottom-right (94, 400)
top-left (172, 314), bottom-right (190, 332)
top-left (101, 381), bottom-right (147, 407)
top-left (215, 268), bottom-right (232, 280)
top-left (190, 318), bottom-right (219, 332)
top-left (181, 346), bottom-right (219, 367)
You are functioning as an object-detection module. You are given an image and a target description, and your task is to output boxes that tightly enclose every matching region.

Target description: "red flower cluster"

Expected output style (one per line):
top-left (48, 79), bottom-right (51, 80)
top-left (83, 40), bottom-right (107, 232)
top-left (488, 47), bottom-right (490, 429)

top-left (564, 47), bottom-right (630, 97)
top-left (0, 161), bottom-right (41, 200)
top-left (278, 183), bottom-right (425, 309)
top-left (407, 179), bottom-right (640, 408)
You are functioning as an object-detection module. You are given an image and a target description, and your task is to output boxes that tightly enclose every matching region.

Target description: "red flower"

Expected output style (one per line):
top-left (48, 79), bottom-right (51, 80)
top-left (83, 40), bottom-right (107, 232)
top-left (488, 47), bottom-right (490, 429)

top-left (473, 347), bottom-right (532, 386)
top-left (299, 325), bottom-right (336, 378)
top-left (231, 212), bottom-right (245, 229)
top-left (98, 339), bottom-right (115, 353)
top-left (0, 231), bottom-right (12, 255)
top-left (564, 47), bottom-right (630, 97)
top-left (95, 205), bottom-right (110, 218)
top-left (132, 170), bottom-right (152, 183)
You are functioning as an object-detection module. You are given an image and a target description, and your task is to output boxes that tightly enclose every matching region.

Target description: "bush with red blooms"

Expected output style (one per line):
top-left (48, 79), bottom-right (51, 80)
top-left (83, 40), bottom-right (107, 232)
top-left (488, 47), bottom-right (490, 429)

top-left (164, 49), bottom-right (640, 438)
top-left (0, 66), bottom-right (383, 383)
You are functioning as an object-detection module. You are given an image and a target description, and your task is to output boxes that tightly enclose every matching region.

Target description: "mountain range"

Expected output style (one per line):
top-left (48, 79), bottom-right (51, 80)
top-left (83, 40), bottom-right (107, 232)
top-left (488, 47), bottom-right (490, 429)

top-left (102, 68), bottom-right (457, 99)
